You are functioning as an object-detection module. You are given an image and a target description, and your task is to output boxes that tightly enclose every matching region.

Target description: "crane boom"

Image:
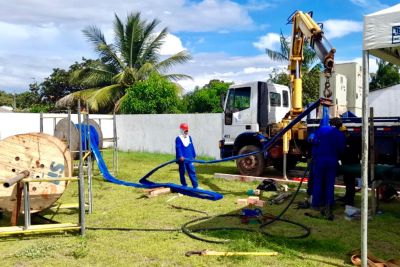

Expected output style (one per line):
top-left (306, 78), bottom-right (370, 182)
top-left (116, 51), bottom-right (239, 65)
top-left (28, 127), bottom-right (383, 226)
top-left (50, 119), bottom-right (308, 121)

top-left (288, 11), bottom-right (336, 117)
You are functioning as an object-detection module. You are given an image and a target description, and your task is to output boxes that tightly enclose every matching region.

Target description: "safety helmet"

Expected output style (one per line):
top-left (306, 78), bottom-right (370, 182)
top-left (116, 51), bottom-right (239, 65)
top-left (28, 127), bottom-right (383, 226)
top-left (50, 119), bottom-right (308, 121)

top-left (180, 123), bottom-right (189, 131)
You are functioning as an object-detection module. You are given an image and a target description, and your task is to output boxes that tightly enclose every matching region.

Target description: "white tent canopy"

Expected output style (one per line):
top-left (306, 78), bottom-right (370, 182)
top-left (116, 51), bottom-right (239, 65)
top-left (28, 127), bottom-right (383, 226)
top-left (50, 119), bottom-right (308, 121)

top-left (364, 4), bottom-right (400, 65)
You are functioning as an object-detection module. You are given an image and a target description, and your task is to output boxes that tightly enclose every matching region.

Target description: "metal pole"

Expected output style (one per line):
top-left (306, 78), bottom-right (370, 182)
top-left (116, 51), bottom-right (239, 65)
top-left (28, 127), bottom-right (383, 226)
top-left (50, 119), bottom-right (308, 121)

top-left (53, 117), bottom-right (56, 135)
top-left (3, 170), bottom-right (30, 188)
top-left (370, 107), bottom-right (376, 216)
top-left (86, 103), bottom-right (93, 214)
top-left (67, 108), bottom-right (72, 150)
top-left (23, 182), bottom-right (31, 230)
top-left (283, 153), bottom-right (287, 180)
top-left (361, 50), bottom-right (369, 267)
top-left (113, 110), bottom-right (118, 175)
top-left (40, 112), bottom-right (43, 133)
top-left (77, 100), bottom-right (86, 235)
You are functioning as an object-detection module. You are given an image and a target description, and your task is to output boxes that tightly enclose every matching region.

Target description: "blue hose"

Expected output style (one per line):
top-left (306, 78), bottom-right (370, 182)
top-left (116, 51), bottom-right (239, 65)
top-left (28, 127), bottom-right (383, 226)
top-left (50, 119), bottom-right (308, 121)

top-left (78, 99), bottom-right (321, 201)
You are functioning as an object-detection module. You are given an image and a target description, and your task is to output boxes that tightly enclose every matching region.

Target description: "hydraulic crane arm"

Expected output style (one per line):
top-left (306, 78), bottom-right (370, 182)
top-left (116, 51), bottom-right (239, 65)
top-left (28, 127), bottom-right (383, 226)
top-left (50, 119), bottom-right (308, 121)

top-left (288, 11), bottom-right (336, 116)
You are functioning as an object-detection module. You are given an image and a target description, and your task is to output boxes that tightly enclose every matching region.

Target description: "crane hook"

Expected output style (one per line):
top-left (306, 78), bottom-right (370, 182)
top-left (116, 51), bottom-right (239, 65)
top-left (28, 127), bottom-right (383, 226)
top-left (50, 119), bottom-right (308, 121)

top-left (323, 76), bottom-right (332, 98)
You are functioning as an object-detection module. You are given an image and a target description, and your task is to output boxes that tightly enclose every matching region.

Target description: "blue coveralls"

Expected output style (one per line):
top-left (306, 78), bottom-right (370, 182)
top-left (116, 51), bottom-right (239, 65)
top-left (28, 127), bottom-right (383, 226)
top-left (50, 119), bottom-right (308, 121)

top-left (175, 135), bottom-right (198, 188)
top-left (311, 109), bottom-right (346, 208)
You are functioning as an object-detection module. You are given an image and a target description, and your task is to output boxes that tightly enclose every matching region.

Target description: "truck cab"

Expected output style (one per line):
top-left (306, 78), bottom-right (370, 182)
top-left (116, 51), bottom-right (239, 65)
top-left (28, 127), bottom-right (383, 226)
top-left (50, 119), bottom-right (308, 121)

top-left (220, 81), bottom-right (292, 175)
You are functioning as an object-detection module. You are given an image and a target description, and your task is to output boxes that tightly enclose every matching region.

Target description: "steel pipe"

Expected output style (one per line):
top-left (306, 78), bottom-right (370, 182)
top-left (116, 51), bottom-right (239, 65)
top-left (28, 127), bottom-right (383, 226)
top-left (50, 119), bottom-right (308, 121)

top-left (3, 170), bottom-right (30, 188)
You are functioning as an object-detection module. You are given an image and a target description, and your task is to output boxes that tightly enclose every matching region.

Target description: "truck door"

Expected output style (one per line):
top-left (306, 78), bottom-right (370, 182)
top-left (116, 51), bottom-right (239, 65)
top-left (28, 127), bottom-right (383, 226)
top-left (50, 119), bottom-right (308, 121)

top-left (223, 86), bottom-right (254, 145)
top-left (267, 84), bottom-right (290, 124)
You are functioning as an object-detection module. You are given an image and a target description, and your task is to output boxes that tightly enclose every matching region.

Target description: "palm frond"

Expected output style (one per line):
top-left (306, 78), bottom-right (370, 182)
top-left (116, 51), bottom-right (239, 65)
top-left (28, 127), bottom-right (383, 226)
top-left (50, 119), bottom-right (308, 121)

top-left (113, 67), bottom-right (138, 86)
top-left (156, 50), bottom-right (192, 73)
top-left (140, 28), bottom-right (168, 64)
top-left (265, 48), bottom-right (288, 62)
top-left (279, 31), bottom-right (290, 59)
top-left (138, 21), bottom-right (163, 64)
top-left (82, 26), bottom-right (107, 50)
top-left (70, 61), bottom-right (116, 87)
top-left (86, 84), bottom-right (125, 112)
top-left (114, 93), bottom-right (129, 113)
top-left (55, 88), bottom-right (98, 108)
top-left (135, 63), bottom-right (156, 81)
top-left (113, 14), bottom-right (125, 54)
top-left (162, 73), bottom-right (193, 81)
top-left (83, 25), bottom-right (124, 70)
top-left (125, 12), bottom-right (145, 68)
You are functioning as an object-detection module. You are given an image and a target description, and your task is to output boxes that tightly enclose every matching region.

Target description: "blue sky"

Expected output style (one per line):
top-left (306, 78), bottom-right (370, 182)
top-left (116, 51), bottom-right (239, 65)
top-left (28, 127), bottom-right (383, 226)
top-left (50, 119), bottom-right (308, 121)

top-left (0, 0), bottom-right (398, 93)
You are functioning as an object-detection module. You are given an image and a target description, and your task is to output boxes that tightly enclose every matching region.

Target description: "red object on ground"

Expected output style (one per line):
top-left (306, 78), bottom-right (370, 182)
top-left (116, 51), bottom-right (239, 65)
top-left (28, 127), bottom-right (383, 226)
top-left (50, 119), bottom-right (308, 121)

top-left (292, 177), bottom-right (309, 182)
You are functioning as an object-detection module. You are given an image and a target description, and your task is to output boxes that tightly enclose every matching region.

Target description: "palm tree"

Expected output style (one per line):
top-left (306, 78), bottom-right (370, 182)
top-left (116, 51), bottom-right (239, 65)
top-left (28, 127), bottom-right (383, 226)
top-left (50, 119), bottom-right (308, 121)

top-left (265, 32), bottom-right (319, 71)
top-left (57, 12), bottom-right (192, 113)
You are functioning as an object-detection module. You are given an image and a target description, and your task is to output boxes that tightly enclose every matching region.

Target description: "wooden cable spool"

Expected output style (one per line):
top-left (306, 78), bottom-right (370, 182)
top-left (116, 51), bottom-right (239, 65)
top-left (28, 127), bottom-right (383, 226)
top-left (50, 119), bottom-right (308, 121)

top-left (54, 118), bottom-right (80, 158)
top-left (54, 118), bottom-right (103, 157)
top-left (0, 133), bottom-right (72, 213)
top-left (83, 118), bottom-right (103, 149)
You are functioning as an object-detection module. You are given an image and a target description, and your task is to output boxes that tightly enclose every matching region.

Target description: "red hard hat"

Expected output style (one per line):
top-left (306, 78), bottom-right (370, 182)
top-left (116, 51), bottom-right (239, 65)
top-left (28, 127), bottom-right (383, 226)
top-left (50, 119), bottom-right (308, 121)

top-left (180, 123), bottom-right (189, 131)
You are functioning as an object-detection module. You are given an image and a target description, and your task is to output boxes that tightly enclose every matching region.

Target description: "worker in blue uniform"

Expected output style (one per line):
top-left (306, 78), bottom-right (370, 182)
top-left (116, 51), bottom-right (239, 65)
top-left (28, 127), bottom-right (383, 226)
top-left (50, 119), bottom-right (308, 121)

top-left (311, 108), bottom-right (346, 220)
top-left (175, 123), bottom-right (198, 188)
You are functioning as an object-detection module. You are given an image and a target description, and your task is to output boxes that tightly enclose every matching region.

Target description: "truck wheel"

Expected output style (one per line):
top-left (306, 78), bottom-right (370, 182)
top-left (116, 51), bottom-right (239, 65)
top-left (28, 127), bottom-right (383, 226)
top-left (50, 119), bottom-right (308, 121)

top-left (272, 156), bottom-right (298, 172)
top-left (236, 145), bottom-right (265, 177)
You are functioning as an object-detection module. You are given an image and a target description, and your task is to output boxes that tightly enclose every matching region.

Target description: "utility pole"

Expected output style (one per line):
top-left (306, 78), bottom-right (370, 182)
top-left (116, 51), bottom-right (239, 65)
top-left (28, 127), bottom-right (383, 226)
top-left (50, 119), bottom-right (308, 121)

top-left (12, 90), bottom-right (16, 110)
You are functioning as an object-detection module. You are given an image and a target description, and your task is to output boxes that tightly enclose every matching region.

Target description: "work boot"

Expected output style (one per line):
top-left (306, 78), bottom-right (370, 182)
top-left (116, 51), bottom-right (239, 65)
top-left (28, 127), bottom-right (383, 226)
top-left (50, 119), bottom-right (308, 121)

top-left (325, 205), bottom-right (334, 221)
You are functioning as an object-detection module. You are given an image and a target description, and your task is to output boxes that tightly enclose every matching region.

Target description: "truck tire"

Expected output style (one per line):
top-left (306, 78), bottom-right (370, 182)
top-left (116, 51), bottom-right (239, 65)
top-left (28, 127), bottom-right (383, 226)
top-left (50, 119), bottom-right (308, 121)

top-left (236, 145), bottom-right (265, 177)
top-left (272, 156), bottom-right (298, 172)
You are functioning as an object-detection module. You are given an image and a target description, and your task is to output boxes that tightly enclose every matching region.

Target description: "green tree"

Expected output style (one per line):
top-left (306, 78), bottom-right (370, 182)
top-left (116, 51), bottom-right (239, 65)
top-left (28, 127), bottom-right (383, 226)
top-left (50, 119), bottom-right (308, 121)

top-left (119, 73), bottom-right (181, 114)
top-left (57, 12), bottom-right (192, 113)
top-left (370, 59), bottom-right (400, 90)
top-left (183, 80), bottom-right (232, 113)
top-left (268, 69), bottom-right (290, 86)
top-left (265, 32), bottom-right (322, 105)
top-left (0, 90), bottom-right (13, 106)
top-left (15, 91), bottom-right (40, 109)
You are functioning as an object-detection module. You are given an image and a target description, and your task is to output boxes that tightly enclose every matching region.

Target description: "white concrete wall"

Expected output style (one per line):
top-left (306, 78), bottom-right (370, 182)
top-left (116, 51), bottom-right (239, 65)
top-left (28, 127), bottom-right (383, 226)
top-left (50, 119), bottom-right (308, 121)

top-left (117, 113), bottom-right (223, 158)
top-left (0, 113), bottom-right (115, 147)
top-left (0, 112), bottom-right (223, 159)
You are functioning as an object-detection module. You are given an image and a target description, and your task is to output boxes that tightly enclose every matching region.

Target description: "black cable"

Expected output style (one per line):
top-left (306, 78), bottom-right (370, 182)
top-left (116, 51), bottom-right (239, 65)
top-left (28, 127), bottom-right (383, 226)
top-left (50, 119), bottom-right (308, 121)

top-left (169, 204), bottom-right (208, 215)
top-left (181, 168), bottom-right (311, 243)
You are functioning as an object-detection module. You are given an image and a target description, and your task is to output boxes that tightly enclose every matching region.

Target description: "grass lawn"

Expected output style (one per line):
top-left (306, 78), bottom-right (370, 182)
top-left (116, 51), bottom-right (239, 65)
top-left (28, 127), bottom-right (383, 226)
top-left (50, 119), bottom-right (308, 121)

top-left (0, 150), bottom-right (399, 266)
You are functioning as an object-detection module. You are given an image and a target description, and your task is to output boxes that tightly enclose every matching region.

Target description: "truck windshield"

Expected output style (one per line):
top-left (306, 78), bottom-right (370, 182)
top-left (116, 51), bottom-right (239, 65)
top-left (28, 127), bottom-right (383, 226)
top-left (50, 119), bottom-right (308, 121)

top-left (226, 87), bottom-right (251, 112)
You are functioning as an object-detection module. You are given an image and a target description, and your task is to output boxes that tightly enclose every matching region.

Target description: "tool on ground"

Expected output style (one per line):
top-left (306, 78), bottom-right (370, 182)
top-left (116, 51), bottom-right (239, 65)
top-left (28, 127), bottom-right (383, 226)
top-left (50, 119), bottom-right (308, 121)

top-left (350, 249), bottom-right (400, 267)
top-left (269, 192), bottom-right (292, 205)
top-left (185, 250), bottom-right (278, 257)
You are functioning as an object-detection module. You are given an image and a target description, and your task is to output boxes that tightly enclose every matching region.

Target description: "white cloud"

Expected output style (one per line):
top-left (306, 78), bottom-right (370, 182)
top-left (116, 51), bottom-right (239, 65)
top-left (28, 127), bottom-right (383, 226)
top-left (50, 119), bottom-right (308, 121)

top-left (0, 0), bottom-right (255, 92)
top-left (173, 52), bottom-right (286, 92)
top-left (253, 33), bottom-right (281, 51)
top-left (244, 0), bottom-right (273, 11)
top-left (350, 0), bottom-right (388, 12)
top-left (0, 0), bottom-right (254, 32)
top-left (159, 33), bottom-right (186, 56)
top-left (323, 20), bottom-right (363, 39)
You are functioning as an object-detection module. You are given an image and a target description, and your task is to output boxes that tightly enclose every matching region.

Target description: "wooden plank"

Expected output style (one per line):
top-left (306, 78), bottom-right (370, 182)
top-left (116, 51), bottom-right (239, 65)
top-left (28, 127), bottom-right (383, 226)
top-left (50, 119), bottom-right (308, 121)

top-left (147, 187), bottom-right (171, 198)
top-left (0, 223), bottom-right (80, 236)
